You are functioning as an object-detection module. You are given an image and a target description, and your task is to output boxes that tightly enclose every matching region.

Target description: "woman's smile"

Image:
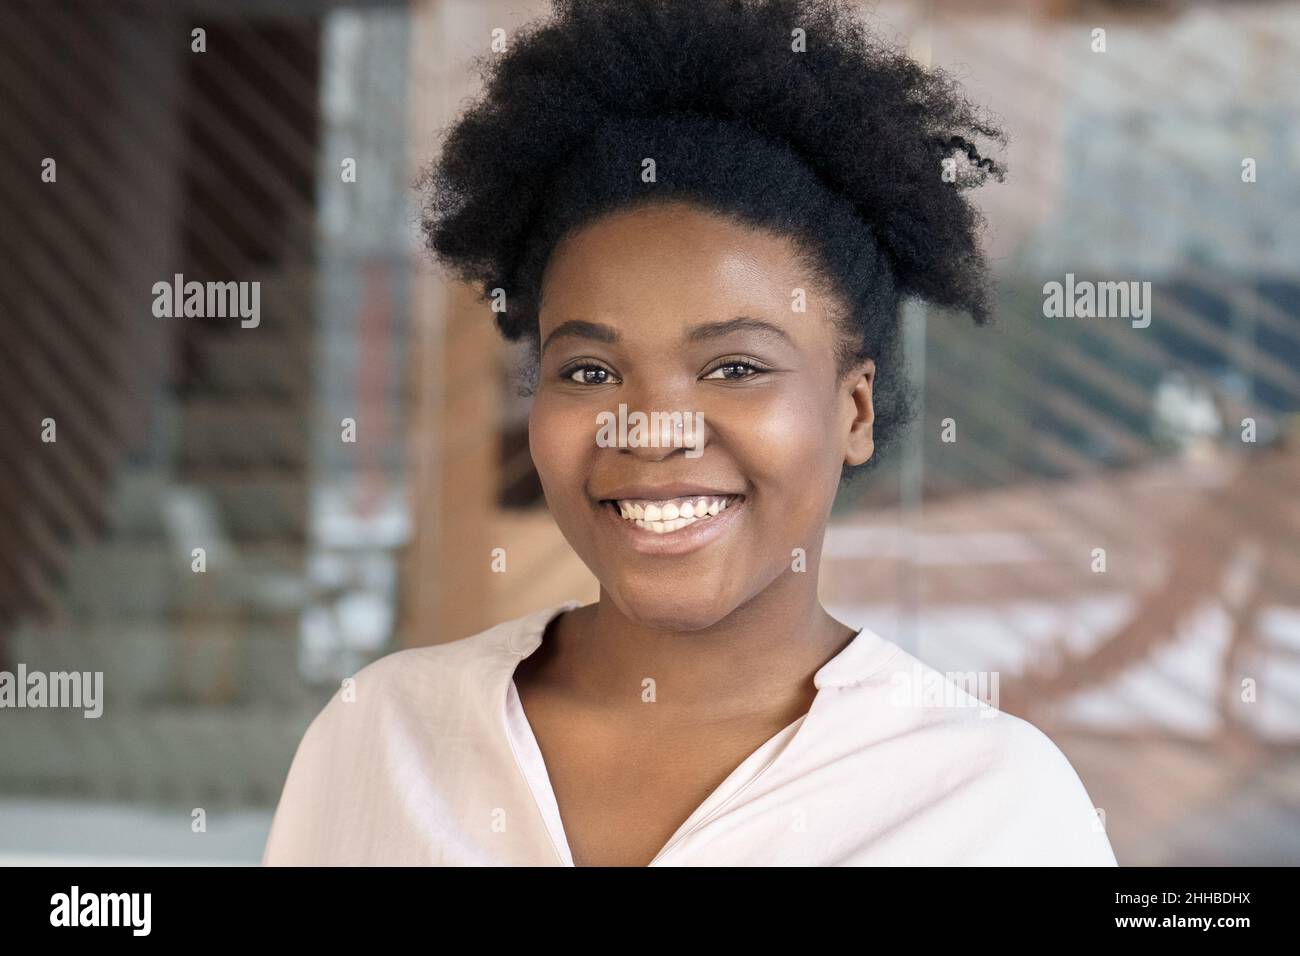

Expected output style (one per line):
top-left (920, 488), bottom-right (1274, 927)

top-left (595, 491), bottom-right (748, 556)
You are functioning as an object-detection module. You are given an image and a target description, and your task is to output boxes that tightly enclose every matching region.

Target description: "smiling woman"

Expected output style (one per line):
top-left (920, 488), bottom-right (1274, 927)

top-left (262, 0), bottom-right (1118, 867)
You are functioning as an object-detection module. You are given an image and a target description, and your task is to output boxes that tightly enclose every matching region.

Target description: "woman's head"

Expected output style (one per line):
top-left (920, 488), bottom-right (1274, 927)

top-left (528, 198), bottom-right (872, 630)
top-left (419, 0), bottom-right (1005, 628)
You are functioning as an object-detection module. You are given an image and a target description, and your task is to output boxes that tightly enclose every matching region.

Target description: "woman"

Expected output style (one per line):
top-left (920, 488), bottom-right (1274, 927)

top-left (264, 0), bottom-right (1117, 866)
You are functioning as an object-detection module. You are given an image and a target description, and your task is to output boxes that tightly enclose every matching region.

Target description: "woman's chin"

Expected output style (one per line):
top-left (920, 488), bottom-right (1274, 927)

top-left (606, 586), bottom-right (737, 633)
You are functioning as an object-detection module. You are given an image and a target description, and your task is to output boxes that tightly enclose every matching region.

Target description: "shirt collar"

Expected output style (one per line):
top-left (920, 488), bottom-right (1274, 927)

top-left (504, 601), bottom-right (582, 660)
top-left (813, 625), bottom-right (898, 690)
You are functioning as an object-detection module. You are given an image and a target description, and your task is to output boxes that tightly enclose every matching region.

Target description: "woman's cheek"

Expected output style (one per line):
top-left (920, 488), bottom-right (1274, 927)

top-left (731, 396), bottom-right (828, 481)
top-left (528, 400), bottom-right (592, 507)
top-left (732, 397), bottom-right (839, 539)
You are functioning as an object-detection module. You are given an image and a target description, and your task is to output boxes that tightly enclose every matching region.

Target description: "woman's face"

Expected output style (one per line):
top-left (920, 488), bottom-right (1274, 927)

top-left (529, 200), bottom-right (875, 631)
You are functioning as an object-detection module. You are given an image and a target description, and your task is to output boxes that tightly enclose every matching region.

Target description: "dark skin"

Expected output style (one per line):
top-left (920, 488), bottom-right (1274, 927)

top-left (517, 199), bottom-right (876, 866)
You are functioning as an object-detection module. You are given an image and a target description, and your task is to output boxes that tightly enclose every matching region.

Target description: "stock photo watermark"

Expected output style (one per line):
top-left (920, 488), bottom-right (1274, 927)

top-left (0, 664), bottom-right (103, 718)
top-left (596, 403), bottom-right (706, 458)
top-left (889, 662), bottom-right (1001, 715)
top-left (152, 273), bottom-right (261, 328)
top-left (50, 886), bottom-right (150, 936)
top-left (1042, 272), bottom-right (1152, 328)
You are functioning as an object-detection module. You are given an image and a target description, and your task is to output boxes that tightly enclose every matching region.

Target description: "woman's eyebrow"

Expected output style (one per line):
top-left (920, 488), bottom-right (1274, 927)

top-left (540, 319), bottom-right (619, 353)
top-left (540, 316), bottom-right (794, 353)
top-left (685, 316), bottom-right (794, 346)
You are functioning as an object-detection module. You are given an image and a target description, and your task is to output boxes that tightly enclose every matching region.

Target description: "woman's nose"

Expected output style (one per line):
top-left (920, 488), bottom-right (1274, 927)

top-left (601, 383), bottom-right (707, 461)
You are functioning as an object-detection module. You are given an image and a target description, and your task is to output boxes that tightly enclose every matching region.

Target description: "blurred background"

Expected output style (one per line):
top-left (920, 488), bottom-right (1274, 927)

top-left (0, 0), bottom-right (1297, 865)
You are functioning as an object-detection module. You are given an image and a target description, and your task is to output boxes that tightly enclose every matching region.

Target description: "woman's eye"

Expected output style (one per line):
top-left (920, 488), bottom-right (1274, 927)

top-left (565, 365), bottom-right (617, 385)
top-left (703, 361), bottom-right (763, 380)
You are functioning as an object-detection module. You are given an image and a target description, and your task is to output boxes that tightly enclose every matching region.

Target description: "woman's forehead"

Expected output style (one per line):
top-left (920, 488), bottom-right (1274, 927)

top-left (538, 203), bottom-right (826, 330)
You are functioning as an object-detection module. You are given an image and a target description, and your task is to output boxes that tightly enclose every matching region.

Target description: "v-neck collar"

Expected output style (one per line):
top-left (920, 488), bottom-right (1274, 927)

top-left (497, 601), bottom-right (888, 866)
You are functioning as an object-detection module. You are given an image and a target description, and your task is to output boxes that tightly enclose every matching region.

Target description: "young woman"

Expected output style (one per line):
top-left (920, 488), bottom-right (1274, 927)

top-left (264, 0), bottom-right (1117, 866)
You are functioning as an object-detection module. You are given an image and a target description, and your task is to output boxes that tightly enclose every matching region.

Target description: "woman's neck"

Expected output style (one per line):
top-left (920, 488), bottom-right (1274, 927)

top-left (527, 571), bottom-right (858, 721)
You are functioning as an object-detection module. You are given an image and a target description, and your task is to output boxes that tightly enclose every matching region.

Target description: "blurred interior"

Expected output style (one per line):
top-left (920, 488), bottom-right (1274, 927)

top-left (1, 0), bottom-right (1297, 864)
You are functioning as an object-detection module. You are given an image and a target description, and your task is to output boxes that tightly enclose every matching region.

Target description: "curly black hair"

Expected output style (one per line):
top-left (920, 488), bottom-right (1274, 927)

top-left (418, 0), bottom-right (1007, 481)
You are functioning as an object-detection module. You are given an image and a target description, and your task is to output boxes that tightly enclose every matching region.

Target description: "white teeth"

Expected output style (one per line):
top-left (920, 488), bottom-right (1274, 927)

top-left (611, 494), bottom-right (739, 534)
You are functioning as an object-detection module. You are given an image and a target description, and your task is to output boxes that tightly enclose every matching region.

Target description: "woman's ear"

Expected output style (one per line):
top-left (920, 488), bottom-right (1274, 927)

top-left (843, 358), bottom-right (875, 467)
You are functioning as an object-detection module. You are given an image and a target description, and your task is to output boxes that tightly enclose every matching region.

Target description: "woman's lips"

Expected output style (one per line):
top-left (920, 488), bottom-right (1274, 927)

top-left (596, 494), bottom-right (746, 556)
top-left (612, 493), bottom-right (739, 531)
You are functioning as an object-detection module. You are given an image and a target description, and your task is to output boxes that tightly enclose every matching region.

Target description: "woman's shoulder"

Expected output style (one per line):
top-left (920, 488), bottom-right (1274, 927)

top-left (940, 706), bottom-right (1118, 864)
top-left (271, 603), bottom-right (575, 769)
top-left (823, 641), bottom-right (1118, 864)
top-left (311, 601), bottom-right (580, 723)
top-left (848, 643), bottom-right (1088, 781)
top-left (262, 603), bottom-right (580, 864)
